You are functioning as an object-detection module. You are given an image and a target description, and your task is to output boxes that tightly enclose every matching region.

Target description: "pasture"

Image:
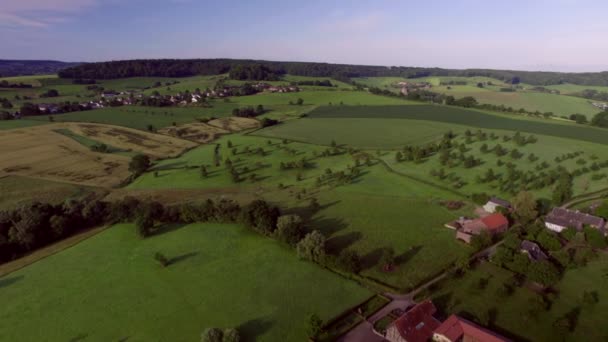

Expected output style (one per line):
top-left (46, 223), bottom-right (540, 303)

top-left (128, 134), bottom-right (471, 289)
top-left (0, 223), bottom-right (371, 342)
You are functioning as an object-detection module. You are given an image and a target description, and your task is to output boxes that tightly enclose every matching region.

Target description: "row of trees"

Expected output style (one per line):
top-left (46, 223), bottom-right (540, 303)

top-left (232, 105), bottom-right (265, 118)
top-left (56, 58), bottom-right (608, 86)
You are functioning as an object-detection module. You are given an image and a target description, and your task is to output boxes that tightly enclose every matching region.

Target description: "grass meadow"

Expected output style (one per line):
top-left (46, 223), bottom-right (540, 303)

top-left (0, 120), bottom-right (47, 130)
top-left (306, 105), bottom-right (608, 145)
top-left (0, 223), bottom-right (371, 342)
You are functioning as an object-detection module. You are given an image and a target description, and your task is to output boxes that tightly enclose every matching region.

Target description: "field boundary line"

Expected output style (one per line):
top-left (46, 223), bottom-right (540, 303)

top-left (0, 225), bottom-right (110, 278)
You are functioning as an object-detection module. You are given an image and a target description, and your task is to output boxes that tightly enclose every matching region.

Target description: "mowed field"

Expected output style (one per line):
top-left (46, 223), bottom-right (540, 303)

top-left (0, 223), bottom-right (371, 342)
top-left (0, 123), bottom-right (195, 187)
top-left (305, 105), bottom-right (608, 145)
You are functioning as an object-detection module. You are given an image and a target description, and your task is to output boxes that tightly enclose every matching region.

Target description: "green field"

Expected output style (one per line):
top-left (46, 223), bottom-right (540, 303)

top-left (0, 223), bottom-right (371, 341)
top-left (0, 119), bottom-right (47, 130)
top-left (306, 105), bottom-right (608, 145)
top-left (426, 258), bottom-right (608, 341)
top-left (128, 134), bottom-right (471, 289)
top-left (257, 118), bottom-right (471, 149)
top-left (31, 104), bottom-right (236, 130)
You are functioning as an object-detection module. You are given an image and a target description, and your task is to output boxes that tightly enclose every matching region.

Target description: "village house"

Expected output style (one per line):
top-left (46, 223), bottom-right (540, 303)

top-left (386, 301), bottom-right (441, 342)
top-left (483, 197), bottom-right (511, 213)
top-left (454, 213), bottom-right (509, 244)
top-left (544, 207), bottom-right (605, 233)
top-left (433, 315), bottom-right (511, 342)
top-left (520, 240), bottom-right (548, 262)
top-left (101, 91), bottom-right (118, 98)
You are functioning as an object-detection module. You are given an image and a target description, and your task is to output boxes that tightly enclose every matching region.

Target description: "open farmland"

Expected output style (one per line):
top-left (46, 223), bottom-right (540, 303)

top-left (306, 105), bottom-right (608, 145)
top-left (0, 123), bottom-right (195, 187)
top-left (0, 223), bottom-right (371, 342)
top-left (159, 117), bottom-right (259, 143)
top-left (128, 134), bottom-right (471, 290)
top-left (31, 104), bottom-right (237, 130)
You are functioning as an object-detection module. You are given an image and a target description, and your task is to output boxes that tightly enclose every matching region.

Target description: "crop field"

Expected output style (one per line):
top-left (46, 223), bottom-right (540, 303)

top-left (306, 105), bottom-right (608, 145)
top-left (0, 175), bottom-right (98, 210)
top-left (0, 123), bottom-right (194, 187)
top-left (546, 83), bottom-right (608, 94)
top-left (0, 223), bottom-right (371, 342)
top-left (426, 258), bottom-right (608, 341)
top-left (256, 118), bottom-right (474, 149)
top-left (31, 104), bottom-right (237, 131)
top-left (158, 117), bottom-right (259, 143)
top-left (435, 88), bottom-right (600, 118)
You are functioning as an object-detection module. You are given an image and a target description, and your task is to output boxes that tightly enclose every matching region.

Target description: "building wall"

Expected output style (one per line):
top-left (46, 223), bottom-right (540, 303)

top-left (433, 333), bottom-right (453, 342)
top-left (386, 325), bottom-right (407, 342)
top-left (483, 203), bottom-right (497, 213)
top-left (545, 222), bottom-right (566, 232)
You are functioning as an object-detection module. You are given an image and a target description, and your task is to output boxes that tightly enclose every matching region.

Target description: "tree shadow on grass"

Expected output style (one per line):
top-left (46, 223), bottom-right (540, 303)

top-left (282, 200), bottom-right (341, 223)
top-left (238, 318), bottom-right (274, 342)
top-left (360, 248), bottom-right (385, 271)
top-left (151, 161), bottom-right (187, 171)
top-left (149, 223), bottom-right (188, 237)
top-left (68, 333), bottom-right (88, 342)
top-left (326, 231), bottom-right (363, 255)
top-left (395, 245), bottom-right (423, 266)
top-left (168, 252), bottom-right (198, 265)
top-left (0, 275), bottom-right (23, 289)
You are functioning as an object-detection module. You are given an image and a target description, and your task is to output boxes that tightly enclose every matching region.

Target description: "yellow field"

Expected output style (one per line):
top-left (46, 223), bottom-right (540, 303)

top-left (159, 117), bottom-right (259, 143)
top-left (0, 123), bottom-right (196, 187)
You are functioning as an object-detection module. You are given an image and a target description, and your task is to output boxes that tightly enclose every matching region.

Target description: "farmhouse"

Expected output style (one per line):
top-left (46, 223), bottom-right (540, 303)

top-left (544, 208), bottom-right (605, 233)
top-left (386, 300), bottom-right (441, 342)
top-left (432, 315), bottom-right (511, 342)
top-left (483, 197), bottom-right (511, 213)
top-left (454, 213), bottom-right (509, 243)
top-left (520, 240), bottom-right (548, 262)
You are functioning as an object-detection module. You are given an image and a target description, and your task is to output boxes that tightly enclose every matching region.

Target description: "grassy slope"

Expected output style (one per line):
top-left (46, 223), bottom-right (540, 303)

top-left (129, 134), bottom-right (470, 289)
top-left (0, 223), bottom-right (371, 342)
top-left (0, 175), bottom-right (96, 210)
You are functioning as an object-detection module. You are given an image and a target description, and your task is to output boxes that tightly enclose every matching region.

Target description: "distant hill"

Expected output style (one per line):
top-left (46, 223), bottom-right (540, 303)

top-left (0, 60), bottom-right (81, 77)
top-left (57, 58), bottom-right (608, 86)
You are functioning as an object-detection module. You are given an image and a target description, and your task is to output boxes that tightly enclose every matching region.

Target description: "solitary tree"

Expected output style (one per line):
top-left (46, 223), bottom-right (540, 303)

top-left (129, 154), bottom-right (151, 175)
top-left (307, 314), bottom-right (323, 339)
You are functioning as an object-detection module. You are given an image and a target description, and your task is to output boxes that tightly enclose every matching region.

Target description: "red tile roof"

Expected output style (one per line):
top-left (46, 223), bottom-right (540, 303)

top-left (391, 300), bottom-right (441, 342)
top-left (433, 315), bottom-right (511, 342)
top-left (480, 213), bottom-right (509, 231)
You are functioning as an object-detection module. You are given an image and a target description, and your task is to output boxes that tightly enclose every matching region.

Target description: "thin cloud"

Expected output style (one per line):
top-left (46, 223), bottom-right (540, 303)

top-left (0, 0), bottom-right (97, 28)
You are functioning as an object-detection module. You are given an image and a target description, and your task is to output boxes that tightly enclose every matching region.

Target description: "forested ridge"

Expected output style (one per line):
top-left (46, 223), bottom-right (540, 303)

top-left (57, 58), bottom-right (608, 85)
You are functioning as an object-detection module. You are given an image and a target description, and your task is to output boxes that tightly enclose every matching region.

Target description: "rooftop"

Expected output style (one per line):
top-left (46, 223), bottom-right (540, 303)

top-left (391, 300), bottom-right (441, 342)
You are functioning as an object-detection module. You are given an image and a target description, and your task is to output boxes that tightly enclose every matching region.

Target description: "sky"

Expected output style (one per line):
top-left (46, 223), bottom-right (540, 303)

top-left (1, 0), bottom-right (608, 72)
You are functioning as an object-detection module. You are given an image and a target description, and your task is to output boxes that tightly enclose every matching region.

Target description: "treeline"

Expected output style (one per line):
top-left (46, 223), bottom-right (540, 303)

top-left (228, 64), bottom-right (280, 81)
top-left (0, 197), bottom-right (282, 264)
top-left (0, 80), bottom-right (33, 88)
top-left (0, 59), bottom-right (80, 77)
top-left (57, 58), bottom-right (608, 86)
top-left (19, 102), bottom-right (93, 116)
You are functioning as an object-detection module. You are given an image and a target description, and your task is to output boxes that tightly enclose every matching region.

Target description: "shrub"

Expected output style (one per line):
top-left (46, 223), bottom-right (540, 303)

top-left (154, 252), bottom-right (169, 267)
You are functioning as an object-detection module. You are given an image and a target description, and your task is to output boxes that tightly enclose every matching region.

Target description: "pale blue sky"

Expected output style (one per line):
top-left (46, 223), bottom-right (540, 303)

top-left (1, 0), bottom-right (607, 71)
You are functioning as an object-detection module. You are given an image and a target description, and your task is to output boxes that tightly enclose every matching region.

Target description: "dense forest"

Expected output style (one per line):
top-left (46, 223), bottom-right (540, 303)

top-left (57, 58), bottom-right (608, 86)
top-left (0, 60), bottom-right (80, 77)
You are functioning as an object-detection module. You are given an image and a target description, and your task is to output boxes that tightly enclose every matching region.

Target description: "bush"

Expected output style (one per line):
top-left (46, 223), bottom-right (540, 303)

top-left (154, 252), bottom-right (169, 267)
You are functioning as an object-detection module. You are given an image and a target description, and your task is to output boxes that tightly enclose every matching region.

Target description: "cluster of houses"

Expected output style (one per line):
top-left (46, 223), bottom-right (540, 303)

top-left (251, 82), bottom-right (300, 93)
top-left (384, 300), bottom-right (511, 342)
top-left (397, 81), bottom-right (432, 96)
